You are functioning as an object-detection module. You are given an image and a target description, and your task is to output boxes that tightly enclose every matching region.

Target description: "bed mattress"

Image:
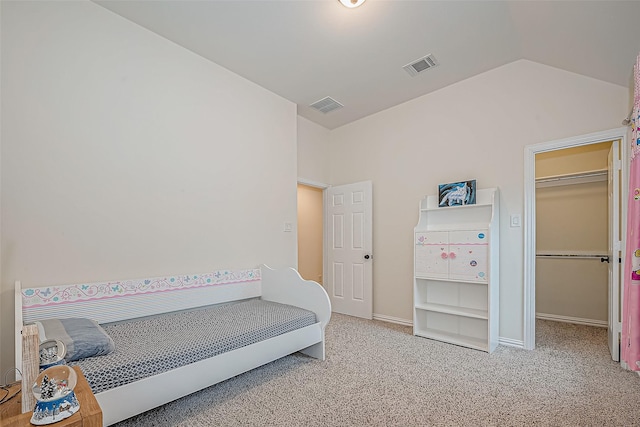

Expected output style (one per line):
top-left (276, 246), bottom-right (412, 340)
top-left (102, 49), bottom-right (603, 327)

top-left (69, 299), bottom-right (317, 394)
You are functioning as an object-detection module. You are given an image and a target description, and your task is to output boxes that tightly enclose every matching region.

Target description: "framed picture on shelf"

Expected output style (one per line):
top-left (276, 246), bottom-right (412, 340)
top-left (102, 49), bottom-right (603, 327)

top-left (438, 180), bottom-right (476, 207)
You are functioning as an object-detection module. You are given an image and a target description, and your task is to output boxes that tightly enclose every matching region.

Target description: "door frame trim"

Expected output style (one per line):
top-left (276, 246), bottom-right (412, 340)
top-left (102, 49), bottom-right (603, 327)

top-left (297, 178), bottom-right (329, 190)
top-left (523, 127), bottom-right (629, 350)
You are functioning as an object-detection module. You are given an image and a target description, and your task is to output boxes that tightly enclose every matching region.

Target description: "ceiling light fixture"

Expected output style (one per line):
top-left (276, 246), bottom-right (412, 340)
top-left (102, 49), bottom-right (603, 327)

top-left (339, 0), bottom-right (365, 8)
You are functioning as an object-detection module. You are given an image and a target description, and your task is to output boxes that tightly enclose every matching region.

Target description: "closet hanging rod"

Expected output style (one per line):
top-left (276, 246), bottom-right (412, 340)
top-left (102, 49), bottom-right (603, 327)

top-left (535, 169), bottom-right (607, 188)
top-left (535, 169), bottom-right (606, 184)
top-left (536, 253), bottom-right (607, 260)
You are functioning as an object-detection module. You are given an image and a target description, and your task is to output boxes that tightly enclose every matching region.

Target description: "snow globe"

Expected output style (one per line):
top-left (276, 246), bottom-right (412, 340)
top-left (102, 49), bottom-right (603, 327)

top-left (39, 339), bottom-right (66, 371)
top-left (30, 365), bottom-right (80, 425)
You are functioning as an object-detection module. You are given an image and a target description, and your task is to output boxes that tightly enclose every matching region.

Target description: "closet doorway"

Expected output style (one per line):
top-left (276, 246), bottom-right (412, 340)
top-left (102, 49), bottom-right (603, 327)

top-left (297, 182), bottom-right (325, 285)
top-left (535, 142), bottom-right (614, 336)
top-left (523, 128), bottom-right (629, 359)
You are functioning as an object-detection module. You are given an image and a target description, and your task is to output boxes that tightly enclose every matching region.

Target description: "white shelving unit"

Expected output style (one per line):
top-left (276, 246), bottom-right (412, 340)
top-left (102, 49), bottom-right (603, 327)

top-left (413, 187), bottom-right (499, 353)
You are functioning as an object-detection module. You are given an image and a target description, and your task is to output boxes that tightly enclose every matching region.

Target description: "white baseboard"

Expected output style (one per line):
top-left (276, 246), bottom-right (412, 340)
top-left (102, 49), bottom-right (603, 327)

top-left (536, 312), bottom-right (607, 328)
top-left (373, 314), bottom-right (526, 349)
top-left (498, 337), bottom-right (525, 348)
top-left (372, 313), bottom-right (413, 327)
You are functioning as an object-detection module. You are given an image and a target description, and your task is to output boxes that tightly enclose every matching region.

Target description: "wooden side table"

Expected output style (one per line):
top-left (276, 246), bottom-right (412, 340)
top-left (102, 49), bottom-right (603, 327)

top-left (0, 366), bottom-right (102, 427)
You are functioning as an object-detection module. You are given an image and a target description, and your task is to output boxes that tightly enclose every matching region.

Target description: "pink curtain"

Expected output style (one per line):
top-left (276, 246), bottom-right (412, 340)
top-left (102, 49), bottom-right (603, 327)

top-left (622, 53), bottom-right (640, 370)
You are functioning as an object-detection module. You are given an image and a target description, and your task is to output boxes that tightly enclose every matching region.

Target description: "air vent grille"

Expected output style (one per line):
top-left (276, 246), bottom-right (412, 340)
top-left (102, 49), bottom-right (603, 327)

top-left (309, 97), bottom-right (344, 114)
top-left (403, 54), bottom-right (439, 77)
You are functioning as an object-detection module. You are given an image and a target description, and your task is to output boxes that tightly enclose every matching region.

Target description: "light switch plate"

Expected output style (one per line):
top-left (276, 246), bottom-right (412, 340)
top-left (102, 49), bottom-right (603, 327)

top-left (510, 214), bottom-right (521, 227)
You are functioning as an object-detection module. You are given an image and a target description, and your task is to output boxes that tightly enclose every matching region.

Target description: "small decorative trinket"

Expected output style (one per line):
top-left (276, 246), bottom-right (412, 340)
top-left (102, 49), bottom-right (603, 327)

top-left (30, 365), bottom-right (80, 425)
top-left (39, 340), bottom-right (66, 371)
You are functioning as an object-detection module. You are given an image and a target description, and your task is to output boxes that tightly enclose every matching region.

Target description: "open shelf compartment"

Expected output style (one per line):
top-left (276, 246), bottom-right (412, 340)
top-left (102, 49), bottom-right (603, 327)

top-left (413, 310), bottom-right (489, 352)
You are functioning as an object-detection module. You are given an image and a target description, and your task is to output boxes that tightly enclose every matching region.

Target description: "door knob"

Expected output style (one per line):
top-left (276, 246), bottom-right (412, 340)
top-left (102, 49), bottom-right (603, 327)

top-left (364, 254), bottom-right (371, 260)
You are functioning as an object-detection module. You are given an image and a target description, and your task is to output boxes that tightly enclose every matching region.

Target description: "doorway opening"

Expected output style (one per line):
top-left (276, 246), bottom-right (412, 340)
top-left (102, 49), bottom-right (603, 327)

top-left (297, 182), bottom-right (325, 285)
top-left (534, 142), bottom-right (617, 358)
top-left (523, 128), bottom-right (629, 355)
top-left (535, 142), bottom-right (612, 327)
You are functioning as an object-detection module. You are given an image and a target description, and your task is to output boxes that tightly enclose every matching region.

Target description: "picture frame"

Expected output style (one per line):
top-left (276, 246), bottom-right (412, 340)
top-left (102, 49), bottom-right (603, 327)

top-left (438, 180), bottom-right (476, 207)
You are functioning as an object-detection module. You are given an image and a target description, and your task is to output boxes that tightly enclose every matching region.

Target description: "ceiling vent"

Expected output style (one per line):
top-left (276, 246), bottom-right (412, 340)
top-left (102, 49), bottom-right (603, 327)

top-left (309, 96), bottom-right (344, 114)
top-left (403, 54), bottom-right (439, 77)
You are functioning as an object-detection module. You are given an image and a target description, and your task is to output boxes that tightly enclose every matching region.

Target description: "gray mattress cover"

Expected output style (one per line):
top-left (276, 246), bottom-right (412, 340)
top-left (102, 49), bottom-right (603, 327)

top-left (69, 299), bottom-right (317, 393)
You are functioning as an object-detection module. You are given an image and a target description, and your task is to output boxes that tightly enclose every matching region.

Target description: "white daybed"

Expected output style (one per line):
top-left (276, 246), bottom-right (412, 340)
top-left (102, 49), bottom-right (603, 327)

top-left (15, 265), bottom-right (331, 426)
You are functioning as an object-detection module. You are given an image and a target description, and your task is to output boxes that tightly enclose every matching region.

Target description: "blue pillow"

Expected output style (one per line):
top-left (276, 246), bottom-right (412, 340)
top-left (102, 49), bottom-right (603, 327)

top-left (35, 318), bottom-right (115, 362)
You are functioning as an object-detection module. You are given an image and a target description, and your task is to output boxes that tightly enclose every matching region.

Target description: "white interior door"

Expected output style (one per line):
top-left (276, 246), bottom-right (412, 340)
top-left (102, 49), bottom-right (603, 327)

top-left (326, 181), bottom-right (373, 319)
top-left (608, 140), bottom-right (621, 361)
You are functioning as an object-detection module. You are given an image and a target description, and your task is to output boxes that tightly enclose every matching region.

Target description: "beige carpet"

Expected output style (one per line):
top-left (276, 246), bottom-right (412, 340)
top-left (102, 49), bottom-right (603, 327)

top-left (114, 315), bottom-right (640, 426)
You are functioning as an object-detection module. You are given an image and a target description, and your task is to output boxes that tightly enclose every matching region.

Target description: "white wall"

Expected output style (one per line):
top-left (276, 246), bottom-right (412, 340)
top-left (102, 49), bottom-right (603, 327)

top-left (297, 116), bottom-right (330, 185)
top-left (328, 60), bottom-right (628, 343)
top-left (1, 1), bottom-right (297, 375)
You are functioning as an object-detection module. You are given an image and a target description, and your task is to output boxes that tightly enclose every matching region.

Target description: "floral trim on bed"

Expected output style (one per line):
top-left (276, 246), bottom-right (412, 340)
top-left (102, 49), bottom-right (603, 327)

top-left (22, 269), bottom-right (261, 308)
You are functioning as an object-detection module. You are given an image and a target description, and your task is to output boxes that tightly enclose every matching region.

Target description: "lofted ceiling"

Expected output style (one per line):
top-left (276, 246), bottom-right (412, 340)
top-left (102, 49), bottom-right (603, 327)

top-left (94, 0), bottom-right (640, 130)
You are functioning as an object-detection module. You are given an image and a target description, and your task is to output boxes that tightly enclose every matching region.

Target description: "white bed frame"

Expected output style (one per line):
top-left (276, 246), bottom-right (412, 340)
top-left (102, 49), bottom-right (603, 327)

top-left (15, 264), bottom-right (331, 426)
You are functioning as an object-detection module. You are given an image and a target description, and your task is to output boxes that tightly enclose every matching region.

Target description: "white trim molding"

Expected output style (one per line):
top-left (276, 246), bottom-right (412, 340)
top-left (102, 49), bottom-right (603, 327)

top-left (536, 313), bottom-right (607, 328)
top-left (498, 337), bottom-right (525, 349)
top-left (297, 178), bottom-right (329, 189)
top-left (373, 313), bottom-right (525, 350)
top-left (373, 313), bottom-right (524, 348)
top-left (373, 313), bottom-right (413, 327)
